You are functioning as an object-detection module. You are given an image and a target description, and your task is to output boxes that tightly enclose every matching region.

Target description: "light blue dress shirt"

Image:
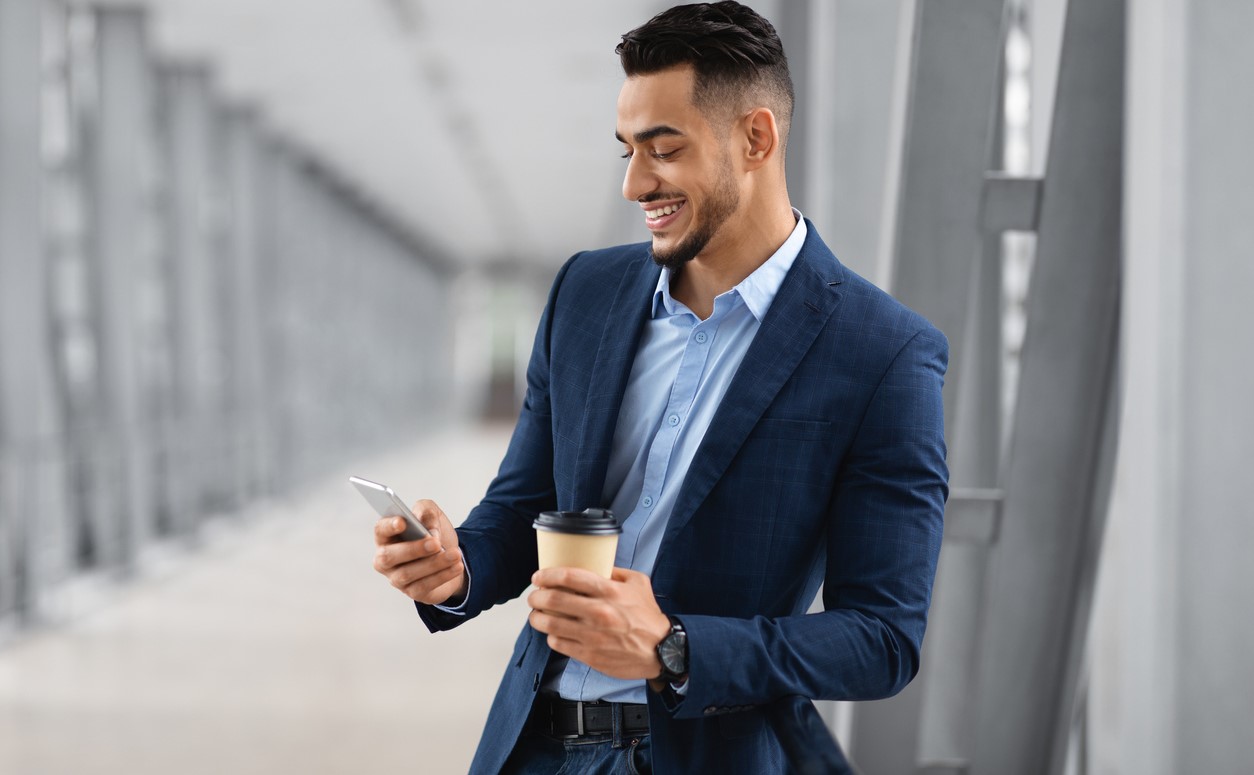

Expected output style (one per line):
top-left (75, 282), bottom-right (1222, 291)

top-left (550, 211), bottom-right (809, 704)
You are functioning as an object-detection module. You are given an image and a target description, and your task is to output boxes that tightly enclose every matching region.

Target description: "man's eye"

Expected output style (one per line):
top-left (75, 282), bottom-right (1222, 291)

top-left (621, 149), bottom-right (676, 160)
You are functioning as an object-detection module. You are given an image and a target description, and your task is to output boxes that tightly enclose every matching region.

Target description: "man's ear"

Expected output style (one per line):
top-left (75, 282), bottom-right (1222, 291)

top-left (741, 107), bottom-right (780, 170)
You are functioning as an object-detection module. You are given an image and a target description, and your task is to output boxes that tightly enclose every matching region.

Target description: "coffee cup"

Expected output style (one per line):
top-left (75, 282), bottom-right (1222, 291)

top-left (533, 508), bottom-right (621, 579)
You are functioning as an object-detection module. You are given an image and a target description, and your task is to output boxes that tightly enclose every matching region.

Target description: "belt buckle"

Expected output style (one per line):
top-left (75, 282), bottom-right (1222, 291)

top-left (551, 699), bottom-right (584, 740)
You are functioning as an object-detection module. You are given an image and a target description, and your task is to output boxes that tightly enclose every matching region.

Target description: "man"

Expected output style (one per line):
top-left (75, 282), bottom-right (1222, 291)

top-left (372, 3), bottom-right (948, 772)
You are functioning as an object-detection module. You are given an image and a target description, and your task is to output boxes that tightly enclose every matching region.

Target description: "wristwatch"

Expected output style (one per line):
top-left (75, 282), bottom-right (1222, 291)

top-left (655, 616), bottom-right (688, 683)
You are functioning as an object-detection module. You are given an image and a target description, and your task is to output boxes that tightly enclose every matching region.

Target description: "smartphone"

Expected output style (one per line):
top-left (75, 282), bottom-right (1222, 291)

top-left (349, 476), bottom-right (431, 543)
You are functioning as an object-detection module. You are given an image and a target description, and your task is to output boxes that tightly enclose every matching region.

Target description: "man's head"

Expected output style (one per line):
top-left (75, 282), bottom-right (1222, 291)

top-left (614, 2), bottom-right (795, 271)
top-left (617, 2), bottom-right (794, 145)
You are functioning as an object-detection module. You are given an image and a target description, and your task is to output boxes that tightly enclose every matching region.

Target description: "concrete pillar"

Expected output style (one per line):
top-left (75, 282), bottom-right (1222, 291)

top-left (0, 0), bottom-right (68, 620)
top-left (803, 0), bottom-right (908, 284)
top-left (249, 134), bottom-right (280, 498)
top-left (1166, 0), bottom-right (1254, 759)
top-left (1090, 1), bottom-right (1254, 774)
top-left (849, 2), bottom-right (1006, 771)
top-left (223, 109), bottom-right (268, 505)
top-left (305, 171), bottom-right (340, 471)
top-left (164, 65), bottom-right (222, 530)
top-left (282, 159), bottom-right (334, 482)
top-left (88, 7), bottom-right (159, 567)
top-left (966, 0), bottom-right (1124, 770)
top-left (267, 143), bottom-right (305, 491)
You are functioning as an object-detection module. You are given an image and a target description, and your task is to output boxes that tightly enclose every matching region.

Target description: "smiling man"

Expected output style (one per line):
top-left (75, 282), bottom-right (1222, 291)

top-left (371, 3), bottom-right (949, 773)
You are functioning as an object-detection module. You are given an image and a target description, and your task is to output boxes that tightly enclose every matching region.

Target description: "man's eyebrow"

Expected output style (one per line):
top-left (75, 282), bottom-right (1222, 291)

top-left (615, 125), bottom-right (685, 144)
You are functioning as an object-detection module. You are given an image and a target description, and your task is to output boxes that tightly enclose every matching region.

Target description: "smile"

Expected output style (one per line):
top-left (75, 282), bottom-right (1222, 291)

top-left (642, 200), bottom-right (687, 231)
top-left (645, 202), bottom-right (685, 219)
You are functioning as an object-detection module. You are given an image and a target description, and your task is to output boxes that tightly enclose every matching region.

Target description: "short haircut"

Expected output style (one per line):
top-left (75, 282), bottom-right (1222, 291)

top-left (616, 1), bottom-right (795, 141)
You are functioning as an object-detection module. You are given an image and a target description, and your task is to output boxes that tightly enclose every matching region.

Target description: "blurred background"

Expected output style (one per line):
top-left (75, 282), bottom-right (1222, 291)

top-left (0, 0), bottom-right (1249, 773)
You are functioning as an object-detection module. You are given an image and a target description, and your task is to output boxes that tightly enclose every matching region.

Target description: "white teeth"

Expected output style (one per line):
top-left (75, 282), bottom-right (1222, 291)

top-left (646, 203), bottom-right (683, 219)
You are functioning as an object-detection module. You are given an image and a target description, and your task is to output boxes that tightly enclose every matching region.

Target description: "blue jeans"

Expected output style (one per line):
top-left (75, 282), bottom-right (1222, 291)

top-left (500, 730), bottom-right (651, 775)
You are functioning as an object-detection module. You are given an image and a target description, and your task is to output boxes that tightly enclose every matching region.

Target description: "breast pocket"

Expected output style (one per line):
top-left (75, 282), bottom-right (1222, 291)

top-left (749, 417), bottom-right (832, 441)
top-left (740, 417), bottom-right (834, 479)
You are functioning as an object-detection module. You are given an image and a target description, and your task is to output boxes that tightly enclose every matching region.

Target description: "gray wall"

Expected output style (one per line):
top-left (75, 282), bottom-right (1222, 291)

top-left (1092, 0), bottom-right (1254, 773)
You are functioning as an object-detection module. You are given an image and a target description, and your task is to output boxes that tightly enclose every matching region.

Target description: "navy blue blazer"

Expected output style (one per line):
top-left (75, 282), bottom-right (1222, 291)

top-left (418, 222), bottom-right (949, 774)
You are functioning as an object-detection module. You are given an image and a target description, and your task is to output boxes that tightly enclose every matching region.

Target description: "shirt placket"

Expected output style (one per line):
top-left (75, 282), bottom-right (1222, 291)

top-left (622, 313), bottom-right (718, 569)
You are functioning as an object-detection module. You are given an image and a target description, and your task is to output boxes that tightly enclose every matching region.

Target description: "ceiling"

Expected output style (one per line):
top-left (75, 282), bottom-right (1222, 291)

top-left (111, 0), bottom-right (683, 269)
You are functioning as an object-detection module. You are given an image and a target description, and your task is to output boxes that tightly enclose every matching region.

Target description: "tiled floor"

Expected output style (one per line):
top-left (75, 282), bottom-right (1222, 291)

top-left (0, 424), bottom-right (528, 774)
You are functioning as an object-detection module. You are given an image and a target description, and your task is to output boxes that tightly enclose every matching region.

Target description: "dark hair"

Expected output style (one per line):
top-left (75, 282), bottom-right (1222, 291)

top-left (616, 2), bottom-right (794, 133)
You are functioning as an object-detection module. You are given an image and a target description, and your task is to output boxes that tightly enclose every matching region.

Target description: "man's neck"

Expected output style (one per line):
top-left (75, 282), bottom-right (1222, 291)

top-left (669, 200), bottom-right (796, 320)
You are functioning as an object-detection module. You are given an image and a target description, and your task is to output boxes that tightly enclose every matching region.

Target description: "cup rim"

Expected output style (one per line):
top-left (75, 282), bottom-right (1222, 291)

top-left (533, 509), bottom-right (621, 536)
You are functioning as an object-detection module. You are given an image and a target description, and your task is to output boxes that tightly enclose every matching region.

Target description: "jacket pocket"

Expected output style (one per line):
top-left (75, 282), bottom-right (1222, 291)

top-left (750, 417), bottom-right (832, 441)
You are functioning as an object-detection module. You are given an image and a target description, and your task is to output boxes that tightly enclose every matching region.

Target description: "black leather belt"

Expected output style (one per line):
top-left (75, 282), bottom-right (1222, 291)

top-left (528, 695), bottom-right (650, 739)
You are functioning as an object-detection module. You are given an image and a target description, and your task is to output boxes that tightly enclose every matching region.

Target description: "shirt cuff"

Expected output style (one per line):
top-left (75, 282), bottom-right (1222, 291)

top-left (432, 561), bottom-right (471, 615)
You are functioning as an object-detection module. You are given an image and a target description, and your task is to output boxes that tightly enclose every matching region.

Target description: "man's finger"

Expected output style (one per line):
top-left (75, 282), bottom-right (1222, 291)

top-left (546, 634), bottom-right (581, 659)
top-left (532, 567), bottom-right (608, 596)
top-left (373, 517), bottom-right (406, 545)
top-left (387, 548), bottom-right (461, 585)
top-left (610, 567), bottom-right (647, 584)
top-left (528, 587), bottom-right (603, 620)
top-left (411, 500), bottom-right (446, 529)
top-left (530, 610), bottom-right (588, 642)
top-left (401, 560), bottom-right (464, 600)
top-left (374, 536), bottom-right (443, 569)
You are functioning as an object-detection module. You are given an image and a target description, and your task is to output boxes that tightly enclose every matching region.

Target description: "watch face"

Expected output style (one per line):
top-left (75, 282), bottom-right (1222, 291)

top-left (659, 631), bottom-right (687, 674)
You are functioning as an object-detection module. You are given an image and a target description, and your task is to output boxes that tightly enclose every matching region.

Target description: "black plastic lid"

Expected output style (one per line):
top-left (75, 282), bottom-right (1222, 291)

top-left (533, 508), bottom-right (621, 535)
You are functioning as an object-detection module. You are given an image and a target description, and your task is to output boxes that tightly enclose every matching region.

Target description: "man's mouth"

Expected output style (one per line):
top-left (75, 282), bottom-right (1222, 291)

top-left (642, 199), bottom-right (687, 230)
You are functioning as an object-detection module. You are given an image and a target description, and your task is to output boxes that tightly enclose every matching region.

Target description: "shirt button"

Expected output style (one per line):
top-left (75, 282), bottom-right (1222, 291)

top-left (667, 414), bottom-right (680, 427)
top-left (642, 496), bottom-right (654, 508)
top-left (695, 331), bottom-right (709, 344)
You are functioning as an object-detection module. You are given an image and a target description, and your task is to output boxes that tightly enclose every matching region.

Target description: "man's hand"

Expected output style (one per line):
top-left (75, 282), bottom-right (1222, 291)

top-left (527, 567), bottom-right (671, 681)
top-left (372, 500), bottom-right (467, 606)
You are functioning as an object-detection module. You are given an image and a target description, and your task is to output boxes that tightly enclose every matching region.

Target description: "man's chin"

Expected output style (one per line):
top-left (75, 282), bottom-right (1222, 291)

top-left (651, 245), bottom-right (694, 273)
top-left (649, 234), bottom-right (674, 258)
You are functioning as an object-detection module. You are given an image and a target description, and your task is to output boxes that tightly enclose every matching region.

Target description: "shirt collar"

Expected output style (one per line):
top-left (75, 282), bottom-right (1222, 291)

top-left (652, 208), bottom-right (807, 321)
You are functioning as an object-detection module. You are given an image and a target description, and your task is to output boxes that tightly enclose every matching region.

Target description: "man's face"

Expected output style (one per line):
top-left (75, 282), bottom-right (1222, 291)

top-left (616, 66), bottom-right (741, 271)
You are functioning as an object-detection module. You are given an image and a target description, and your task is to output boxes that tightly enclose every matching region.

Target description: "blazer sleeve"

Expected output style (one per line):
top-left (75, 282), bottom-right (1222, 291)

top-left (665, 325), bottom-right (949, 716)
top-left (415, 254), bottom-right (578, 633)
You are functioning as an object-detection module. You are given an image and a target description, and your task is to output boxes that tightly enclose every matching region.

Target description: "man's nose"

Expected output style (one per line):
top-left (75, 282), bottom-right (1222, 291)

top-left (621, 154), bottom-right (657, 202)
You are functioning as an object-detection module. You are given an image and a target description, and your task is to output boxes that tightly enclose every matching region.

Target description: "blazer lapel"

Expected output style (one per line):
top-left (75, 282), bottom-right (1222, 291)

top-left (571, 251), bottom-right (661, 510)
top-left (658, 227), bottom-right (846, 556)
